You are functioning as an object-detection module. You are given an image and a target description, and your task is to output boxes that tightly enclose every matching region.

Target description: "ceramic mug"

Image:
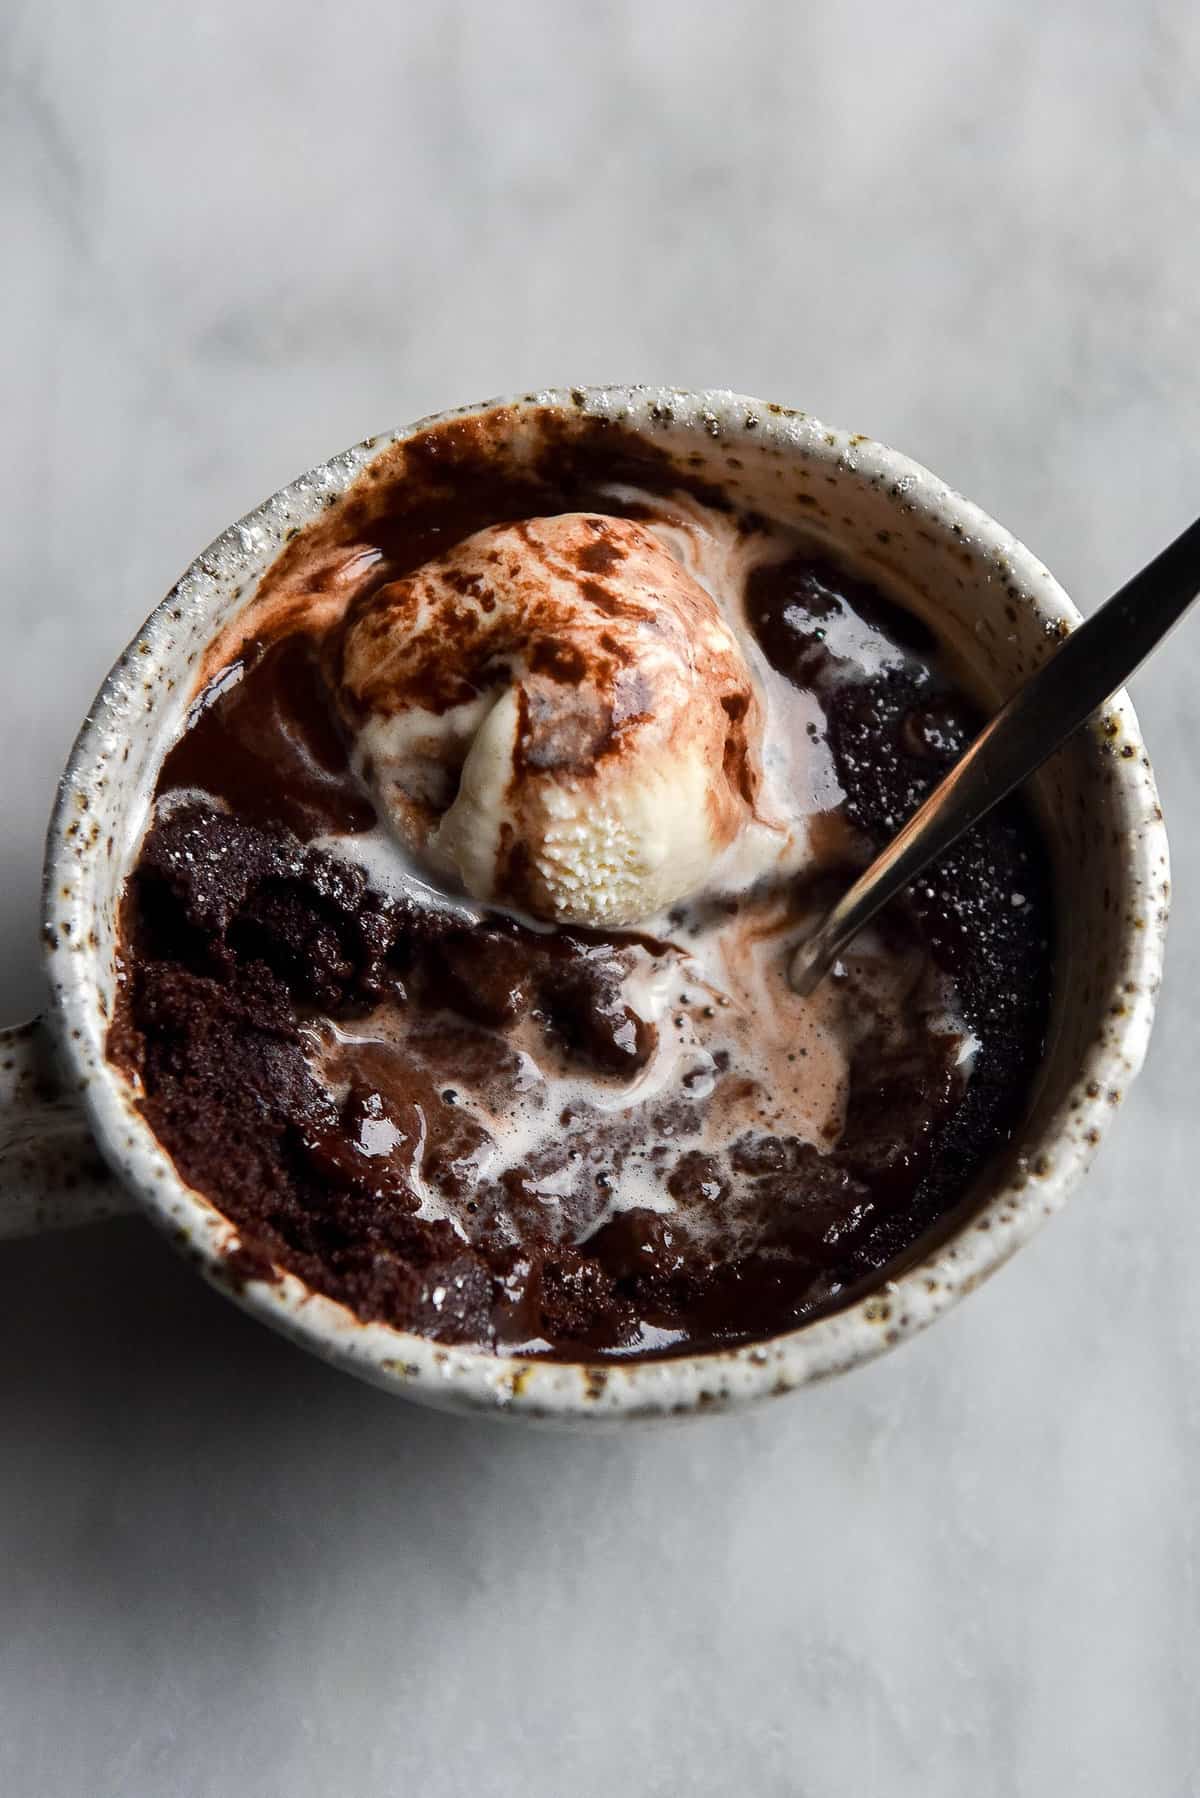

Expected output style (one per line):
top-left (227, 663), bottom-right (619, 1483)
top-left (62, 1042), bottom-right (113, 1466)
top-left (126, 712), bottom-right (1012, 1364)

top-left (0, 388), bottom-right (1169, 1423)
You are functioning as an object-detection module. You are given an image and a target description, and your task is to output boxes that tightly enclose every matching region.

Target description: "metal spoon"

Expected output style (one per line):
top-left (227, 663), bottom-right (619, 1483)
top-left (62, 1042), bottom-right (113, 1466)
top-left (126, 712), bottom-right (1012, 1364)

top-left (790, 513), bottom-right (1200, 996)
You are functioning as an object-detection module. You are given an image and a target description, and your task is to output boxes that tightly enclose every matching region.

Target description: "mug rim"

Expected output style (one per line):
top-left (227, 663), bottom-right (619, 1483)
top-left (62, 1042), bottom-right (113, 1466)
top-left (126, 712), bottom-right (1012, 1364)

top-left (41, 386), bottom-right (1170, 1422)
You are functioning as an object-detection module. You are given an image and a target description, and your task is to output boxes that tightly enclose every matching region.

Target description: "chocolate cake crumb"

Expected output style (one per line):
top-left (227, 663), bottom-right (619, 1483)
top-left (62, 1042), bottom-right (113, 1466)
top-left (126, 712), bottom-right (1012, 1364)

top-left (110, 415), bottom-right (1052, 1359)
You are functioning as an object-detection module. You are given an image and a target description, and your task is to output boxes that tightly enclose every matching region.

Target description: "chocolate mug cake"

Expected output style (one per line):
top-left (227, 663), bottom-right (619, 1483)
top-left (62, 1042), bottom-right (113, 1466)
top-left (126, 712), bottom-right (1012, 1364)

top-left (108, 407), bottom-right (1052, 1361)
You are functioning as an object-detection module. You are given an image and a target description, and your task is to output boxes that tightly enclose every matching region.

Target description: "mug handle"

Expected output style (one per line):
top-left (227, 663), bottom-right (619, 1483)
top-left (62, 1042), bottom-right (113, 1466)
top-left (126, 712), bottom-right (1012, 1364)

top-left (0, 1018), bottom-right (133, 1240)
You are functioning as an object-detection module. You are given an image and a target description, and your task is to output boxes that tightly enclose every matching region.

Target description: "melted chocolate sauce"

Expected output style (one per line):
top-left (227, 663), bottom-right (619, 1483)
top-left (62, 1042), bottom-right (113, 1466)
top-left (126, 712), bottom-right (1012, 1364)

top-left (160, 635), bottom-right (374, 838)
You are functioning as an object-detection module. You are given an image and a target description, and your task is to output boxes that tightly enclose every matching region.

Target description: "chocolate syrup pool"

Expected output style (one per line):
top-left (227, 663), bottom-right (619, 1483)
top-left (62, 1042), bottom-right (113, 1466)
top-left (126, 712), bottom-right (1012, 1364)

top-left (110, 412), bottom-right (1052, 1359)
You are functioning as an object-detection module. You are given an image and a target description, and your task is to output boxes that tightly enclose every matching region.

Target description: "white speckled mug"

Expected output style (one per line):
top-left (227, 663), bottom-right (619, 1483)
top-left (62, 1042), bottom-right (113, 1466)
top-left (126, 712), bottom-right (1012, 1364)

top-left (0, 388), bottom-right (1169, 1423)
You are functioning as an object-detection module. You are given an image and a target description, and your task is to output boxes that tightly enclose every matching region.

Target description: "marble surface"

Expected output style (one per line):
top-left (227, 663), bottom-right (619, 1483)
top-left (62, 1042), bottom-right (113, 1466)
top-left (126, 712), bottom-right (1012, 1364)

top-left (4, 2), bottom-right (1200, 1792)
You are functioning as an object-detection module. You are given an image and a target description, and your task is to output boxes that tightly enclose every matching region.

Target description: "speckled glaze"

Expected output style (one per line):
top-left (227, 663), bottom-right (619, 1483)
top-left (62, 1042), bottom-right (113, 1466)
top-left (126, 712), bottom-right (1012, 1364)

top-left (11, 388), bottom-right (1169, 1423)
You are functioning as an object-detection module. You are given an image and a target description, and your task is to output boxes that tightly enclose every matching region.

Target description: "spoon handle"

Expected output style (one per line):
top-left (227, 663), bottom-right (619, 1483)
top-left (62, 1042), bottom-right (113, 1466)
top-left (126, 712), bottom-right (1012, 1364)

top-left (791, 514), bottom-right (1200, 995)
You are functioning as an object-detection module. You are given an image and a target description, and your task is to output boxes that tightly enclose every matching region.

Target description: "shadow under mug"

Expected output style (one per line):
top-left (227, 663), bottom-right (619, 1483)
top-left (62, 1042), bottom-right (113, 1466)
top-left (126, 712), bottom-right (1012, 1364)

top-left (0, 388), bottom-right (1170, 1424)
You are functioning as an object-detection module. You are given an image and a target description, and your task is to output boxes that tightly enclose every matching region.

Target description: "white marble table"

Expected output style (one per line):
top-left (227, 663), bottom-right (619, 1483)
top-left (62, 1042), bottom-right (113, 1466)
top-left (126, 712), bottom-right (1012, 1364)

top-left (4, 3), bottom-right (1199, 1792)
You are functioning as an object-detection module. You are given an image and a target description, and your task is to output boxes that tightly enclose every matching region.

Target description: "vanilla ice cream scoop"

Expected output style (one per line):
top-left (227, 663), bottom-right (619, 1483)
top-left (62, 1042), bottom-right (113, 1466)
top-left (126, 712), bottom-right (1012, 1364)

top-left (332, 513), bottom-right (769, 926)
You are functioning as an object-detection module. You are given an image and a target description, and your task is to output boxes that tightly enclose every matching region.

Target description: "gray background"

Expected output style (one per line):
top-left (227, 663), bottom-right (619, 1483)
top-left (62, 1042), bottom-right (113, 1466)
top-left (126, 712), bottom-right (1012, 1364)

top-left (3, 3), bottom-right (1199, 1793)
